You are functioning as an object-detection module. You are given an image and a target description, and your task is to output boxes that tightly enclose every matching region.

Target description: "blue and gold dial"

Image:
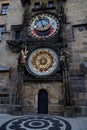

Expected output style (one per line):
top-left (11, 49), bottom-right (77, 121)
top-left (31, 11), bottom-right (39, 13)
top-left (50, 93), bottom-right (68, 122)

top-left (28, 13), bottom-right (59, 39)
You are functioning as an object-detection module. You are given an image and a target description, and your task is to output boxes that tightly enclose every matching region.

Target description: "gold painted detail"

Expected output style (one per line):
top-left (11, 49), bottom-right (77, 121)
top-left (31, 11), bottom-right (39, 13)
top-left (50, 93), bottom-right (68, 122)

top-left (31, 49), bottom-right (56, 72)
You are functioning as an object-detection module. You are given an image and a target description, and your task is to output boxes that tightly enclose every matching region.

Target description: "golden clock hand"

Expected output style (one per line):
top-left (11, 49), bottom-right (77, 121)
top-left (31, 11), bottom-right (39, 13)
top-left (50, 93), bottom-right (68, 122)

top-left (38, 16), bottom-right (44, 27)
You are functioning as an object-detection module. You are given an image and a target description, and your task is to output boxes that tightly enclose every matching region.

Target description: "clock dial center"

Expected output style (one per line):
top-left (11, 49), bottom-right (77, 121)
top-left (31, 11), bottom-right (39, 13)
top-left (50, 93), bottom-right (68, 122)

top-left (40, 57), bottom-right (47, 65)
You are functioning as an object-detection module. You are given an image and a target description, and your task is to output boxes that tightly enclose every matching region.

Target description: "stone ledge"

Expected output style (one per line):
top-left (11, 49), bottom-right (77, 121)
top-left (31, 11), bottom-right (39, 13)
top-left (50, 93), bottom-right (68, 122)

top-left (73, 106), bottom-right (87, 117)
top-left (0, 104), bottom-right (22, 115)
top-left (0, 66), bottom-right (11, 73)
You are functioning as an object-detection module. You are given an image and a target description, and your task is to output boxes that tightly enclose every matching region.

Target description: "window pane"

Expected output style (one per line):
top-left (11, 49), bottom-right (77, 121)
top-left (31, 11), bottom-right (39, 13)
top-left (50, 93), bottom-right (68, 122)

top-left (78, 26), bottom-right (85, 31)
top-left (0, 34), bottom-right (2, 40)
top-left (2, 4), bottom-right (9, 14)
top-left (15, 31), bottom-right (20, 39)
top-left (0, 26), bottom-right (5, 41)
top-left (48, 1), bottom-right (54, 7)
top-left (34, 2), bottom-right (40, 9)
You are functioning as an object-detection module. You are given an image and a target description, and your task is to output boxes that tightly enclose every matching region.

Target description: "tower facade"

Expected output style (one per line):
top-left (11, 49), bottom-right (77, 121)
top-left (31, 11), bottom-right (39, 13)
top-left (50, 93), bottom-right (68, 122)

top-left (0, 0), bottom-right (87, 116)
top-left (15, 0), bottom-right (66, 115)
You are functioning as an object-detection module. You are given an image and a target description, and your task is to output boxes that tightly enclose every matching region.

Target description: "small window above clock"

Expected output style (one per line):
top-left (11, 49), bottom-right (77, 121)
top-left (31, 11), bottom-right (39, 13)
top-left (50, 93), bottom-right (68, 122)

top-left (34, 2), bottom-right (40, 9)
top-left (48, 1), bottom-right (54, 8)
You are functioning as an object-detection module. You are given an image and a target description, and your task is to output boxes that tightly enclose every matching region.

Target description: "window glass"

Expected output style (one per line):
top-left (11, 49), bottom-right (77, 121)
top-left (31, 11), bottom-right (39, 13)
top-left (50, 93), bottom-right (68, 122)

top-left (78, 26), bottom-right (85, 31)
top-left (1, 4), bottom-right (9, 14)
top-left (34, 2), bottom-right (40, 9)
top-left (0, 26), bottom-right (4, 41)
top-left (15, 31), bottom-right (20, 40)
top-left (48, 1), bottom-right (54, 7)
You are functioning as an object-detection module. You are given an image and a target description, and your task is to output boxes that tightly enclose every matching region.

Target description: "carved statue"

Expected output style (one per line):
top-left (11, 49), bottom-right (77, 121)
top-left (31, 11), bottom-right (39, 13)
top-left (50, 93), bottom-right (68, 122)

top-left (18, 49), bottom-right (28, 65)
top-left (41, 2), bottom-right (47, 9)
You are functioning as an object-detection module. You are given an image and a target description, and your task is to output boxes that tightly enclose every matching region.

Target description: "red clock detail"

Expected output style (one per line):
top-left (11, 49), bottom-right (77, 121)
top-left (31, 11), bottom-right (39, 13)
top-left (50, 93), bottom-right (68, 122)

top-left (28, 13), bottom-right (59, 39)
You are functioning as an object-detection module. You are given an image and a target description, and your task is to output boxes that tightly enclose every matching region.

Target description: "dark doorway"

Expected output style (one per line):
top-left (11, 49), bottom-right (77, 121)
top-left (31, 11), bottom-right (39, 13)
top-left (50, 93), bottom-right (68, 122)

top-left (38, 89), bottom-right (48, 114)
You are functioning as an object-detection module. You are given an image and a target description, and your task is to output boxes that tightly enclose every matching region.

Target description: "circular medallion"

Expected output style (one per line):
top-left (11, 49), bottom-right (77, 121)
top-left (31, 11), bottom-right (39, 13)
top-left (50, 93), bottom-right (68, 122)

top-left (28, 13), bottom-right (59, 39)
top-left (26, 48), bottom-right (59, 77)
top-left (0, 115), bottom-right (72, 130)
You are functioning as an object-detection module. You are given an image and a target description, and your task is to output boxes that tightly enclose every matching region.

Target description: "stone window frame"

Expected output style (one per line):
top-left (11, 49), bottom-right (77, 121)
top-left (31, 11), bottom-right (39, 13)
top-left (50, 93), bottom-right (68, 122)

top-left (73, 24), bottom-right (87, 32)
top-left (1, 3), bottom-right (9, 15)
top-left (11, 25), bottom-right (22, 40)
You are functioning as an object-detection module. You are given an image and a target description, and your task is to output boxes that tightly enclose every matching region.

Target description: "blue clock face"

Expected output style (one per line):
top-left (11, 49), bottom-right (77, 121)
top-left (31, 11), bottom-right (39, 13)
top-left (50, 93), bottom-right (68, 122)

top-left (35, 18), bottom-right (49, 28)
top-left (26, 48), bottom-right (59, 77)
top-left (28, 13), bottom-right (59, 39)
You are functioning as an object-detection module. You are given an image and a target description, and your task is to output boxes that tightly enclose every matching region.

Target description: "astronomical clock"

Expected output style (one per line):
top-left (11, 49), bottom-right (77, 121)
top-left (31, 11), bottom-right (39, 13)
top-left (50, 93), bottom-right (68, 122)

top-left (19, 12), bottom-right (61, 80)
top-left (28, 12), bottom-right (59, 40)
top-left (23, 12), bottom-right (61, 80)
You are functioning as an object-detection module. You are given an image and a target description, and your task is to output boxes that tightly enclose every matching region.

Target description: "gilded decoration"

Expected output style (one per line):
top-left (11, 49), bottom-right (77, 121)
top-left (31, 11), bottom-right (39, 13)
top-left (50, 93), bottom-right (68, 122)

top-left (26, 48), bottom-right (59, 76)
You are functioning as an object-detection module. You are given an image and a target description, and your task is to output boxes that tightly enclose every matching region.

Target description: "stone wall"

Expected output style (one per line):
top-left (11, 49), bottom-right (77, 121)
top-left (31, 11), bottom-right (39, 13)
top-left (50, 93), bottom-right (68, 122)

top-left (0, 0), bottom-right (87, 116)
top-left (0, 0), bottom-right (21, 110)
top-left (66, 0), bottom-right (87, 25)
top-left (65, 0), bottom-right (87, 116)
top-left (21, 82), bottom-right (64, 115)
top-left (6, 0), bottom-right (24, 31)
top-left (0, 0), bottom-right (23, 67)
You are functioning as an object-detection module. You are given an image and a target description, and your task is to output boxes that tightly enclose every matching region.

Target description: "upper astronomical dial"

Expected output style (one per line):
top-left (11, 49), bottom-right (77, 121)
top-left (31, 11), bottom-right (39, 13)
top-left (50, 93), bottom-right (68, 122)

top-left (28, 13), bottom-right (59, 39)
